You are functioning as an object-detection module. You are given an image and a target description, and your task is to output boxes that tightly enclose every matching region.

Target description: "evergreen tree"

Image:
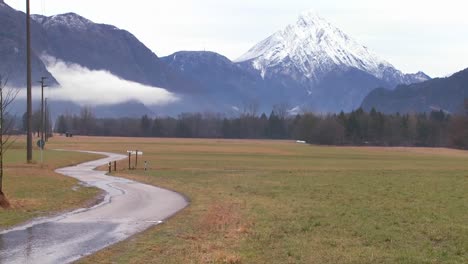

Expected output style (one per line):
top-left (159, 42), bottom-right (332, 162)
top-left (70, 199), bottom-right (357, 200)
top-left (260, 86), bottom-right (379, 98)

top-left (55, 115), bottom-right (68, 134)
top-left (140, 115), bottom-right (151, 136)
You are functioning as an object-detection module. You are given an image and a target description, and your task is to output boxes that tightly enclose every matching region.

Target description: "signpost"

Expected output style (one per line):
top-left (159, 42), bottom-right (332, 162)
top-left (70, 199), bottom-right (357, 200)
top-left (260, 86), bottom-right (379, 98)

top-left (37, 139), bottom-right (45, 164)
top-left (36, 140), bottom-right (45, 149)
top-left (127, 150), bottom-right (143, 170)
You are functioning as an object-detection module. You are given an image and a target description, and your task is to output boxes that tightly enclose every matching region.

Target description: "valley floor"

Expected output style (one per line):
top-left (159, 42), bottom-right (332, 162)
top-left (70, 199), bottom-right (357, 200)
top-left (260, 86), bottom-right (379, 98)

top-left (42, 136), bottom-right (467, 264)
top-left (44, 137), bottom-right (468, 263)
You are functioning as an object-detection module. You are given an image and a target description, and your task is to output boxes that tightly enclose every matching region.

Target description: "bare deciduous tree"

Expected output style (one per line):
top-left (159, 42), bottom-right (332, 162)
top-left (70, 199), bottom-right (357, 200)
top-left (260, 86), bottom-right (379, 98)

top-left (0, 74), bottom-right (19, 208)
top-left (241, 100), bottom-right (259, 118)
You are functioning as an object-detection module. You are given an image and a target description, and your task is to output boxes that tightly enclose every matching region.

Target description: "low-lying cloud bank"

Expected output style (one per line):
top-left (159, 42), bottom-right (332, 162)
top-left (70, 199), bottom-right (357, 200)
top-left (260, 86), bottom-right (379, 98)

top-left (18, 57), bottom-right (179, 106)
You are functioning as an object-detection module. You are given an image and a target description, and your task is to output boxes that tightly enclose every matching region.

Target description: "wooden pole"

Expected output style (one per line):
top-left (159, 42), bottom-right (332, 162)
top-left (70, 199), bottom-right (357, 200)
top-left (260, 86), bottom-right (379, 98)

top-left (135, 150), bottom-right (138, 169)
top-left (0, 79), bottom-right (3, 193)
top-left (40, 77), bottom-right (47, 147)
top-left (26, 0), bottom-right (33, 162)
top-left (128, 152), bottom-right (131, 170)
top-left (45, 98), bottom-right (48, 142)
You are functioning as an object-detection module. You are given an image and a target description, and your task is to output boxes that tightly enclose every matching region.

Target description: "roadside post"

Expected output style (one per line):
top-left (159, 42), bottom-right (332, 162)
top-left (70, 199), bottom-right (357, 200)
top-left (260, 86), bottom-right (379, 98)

top-left (134, 150), bottom-right (143, 169)
top-left (135, 150), bottom-right (138, 168)
top-left (108, 162), bottom-right (111, 173)
top-left (127, 150), bottom-right (143, 170)
top-left (114, 161), bottom-right (117, 171)
top-left (128, 152), bottom-right (131, 170)
top-left (144, 161), bottom-right (147, 171)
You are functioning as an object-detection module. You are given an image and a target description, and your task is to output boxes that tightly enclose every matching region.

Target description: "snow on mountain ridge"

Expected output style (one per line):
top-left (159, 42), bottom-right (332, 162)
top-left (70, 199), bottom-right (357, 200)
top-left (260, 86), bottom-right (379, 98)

top-left (39, 13), bottom-right (97, 31)
top-left (31, 14), bottom-right (47, 24)
top-left (236, 10), bottom-right (410, 84)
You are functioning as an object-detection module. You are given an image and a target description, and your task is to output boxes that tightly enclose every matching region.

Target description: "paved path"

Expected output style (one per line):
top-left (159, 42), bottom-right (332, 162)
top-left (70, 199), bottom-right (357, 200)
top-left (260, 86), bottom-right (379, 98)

top-left (0, 151), bottom-right (188, 264)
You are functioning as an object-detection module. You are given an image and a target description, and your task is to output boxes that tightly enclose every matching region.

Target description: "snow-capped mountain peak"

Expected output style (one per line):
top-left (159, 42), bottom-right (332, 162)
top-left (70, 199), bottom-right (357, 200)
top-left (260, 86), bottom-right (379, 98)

top-left (37, 13), bottom-right (94, 31)
top-left (236, 10), bottom-right (426, 86)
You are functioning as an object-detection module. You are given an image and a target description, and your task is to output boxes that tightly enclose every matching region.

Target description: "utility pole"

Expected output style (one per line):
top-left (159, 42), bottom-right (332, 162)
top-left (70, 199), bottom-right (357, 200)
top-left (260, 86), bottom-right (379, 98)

top-left (45, 98), bottom-right (48, 142)
top-left (39, 77), bottom-right (47, 145)
top-left (39, 77), bottom-right (47, 164)
top-left (26, 0), bottom-right (33, 163)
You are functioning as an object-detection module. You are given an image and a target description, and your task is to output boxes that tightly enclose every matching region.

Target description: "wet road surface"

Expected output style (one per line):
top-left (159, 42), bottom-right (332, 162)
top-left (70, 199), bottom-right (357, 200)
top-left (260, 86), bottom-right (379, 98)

top-left (0, 151), bottom-right (188, 264)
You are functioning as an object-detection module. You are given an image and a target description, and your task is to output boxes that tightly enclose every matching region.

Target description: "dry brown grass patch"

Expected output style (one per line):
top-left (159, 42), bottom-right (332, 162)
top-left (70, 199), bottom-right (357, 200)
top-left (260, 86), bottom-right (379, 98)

top-left (174, 202), bottom-right (250, 263)
top-left (192, 243), bottom-right (243, 264)
top-left (0, 192), bottom-right (11, 209)
top-left (345, 146), bottom-right (468, 157)
top-left (200, 202), bottom-right (244, 234)
top-left (8, 198), bottom-right (42, 209)
top-left (211, 252), bottom-right (242, 264)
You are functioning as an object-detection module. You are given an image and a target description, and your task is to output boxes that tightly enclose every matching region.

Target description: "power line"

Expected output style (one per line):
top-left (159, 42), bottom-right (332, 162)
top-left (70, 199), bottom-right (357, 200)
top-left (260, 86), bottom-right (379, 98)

top-left (41, 0), bottom-right (46, 16)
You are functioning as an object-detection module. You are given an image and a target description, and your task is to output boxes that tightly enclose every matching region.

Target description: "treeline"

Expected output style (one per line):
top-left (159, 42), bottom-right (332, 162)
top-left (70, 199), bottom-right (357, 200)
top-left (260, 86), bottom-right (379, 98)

top-left (54, 106), bottom-right (468, 149)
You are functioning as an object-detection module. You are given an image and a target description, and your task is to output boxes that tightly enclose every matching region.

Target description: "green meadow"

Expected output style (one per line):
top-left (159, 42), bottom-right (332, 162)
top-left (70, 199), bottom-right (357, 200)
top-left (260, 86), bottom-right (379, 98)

top-left (46, 137), bottom-right (467, 264)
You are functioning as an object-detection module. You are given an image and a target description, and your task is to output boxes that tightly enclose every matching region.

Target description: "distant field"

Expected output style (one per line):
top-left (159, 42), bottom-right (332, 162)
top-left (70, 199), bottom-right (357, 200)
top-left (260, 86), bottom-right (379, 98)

top-left (45, 136), bottom-right (468, 263)
top-left (0, 139), bottom-right (102, 228)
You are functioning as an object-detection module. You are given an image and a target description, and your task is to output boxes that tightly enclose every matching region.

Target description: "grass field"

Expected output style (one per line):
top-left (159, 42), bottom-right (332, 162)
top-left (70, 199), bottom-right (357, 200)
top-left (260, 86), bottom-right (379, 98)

top-left (0, 139), bottom-right (102, 228)
top-left (43, 136), bottom-right (468, 264)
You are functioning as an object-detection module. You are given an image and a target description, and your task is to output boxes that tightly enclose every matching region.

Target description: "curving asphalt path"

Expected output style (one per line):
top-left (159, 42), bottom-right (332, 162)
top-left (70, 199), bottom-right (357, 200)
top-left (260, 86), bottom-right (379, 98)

top-left (0, 151), bottom-right (188, 264)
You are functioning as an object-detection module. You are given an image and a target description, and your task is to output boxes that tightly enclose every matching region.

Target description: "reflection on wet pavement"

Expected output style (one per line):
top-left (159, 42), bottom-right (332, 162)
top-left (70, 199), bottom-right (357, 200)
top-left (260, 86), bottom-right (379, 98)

top-left (0, 222), bottom-right (118, 263)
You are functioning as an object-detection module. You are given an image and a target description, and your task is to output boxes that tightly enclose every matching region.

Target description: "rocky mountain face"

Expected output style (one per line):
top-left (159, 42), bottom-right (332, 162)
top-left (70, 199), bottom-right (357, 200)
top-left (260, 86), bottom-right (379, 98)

top-left (0, 1), bottom-right (56, 86)
top-left (161, 51), bottom-right (269, 110)
top-left (361, 68), bottom-right (468, 114)
top-left (32, 13), bottom-right (188, 91)
top-left (1, 2), bottom-right (188, 92)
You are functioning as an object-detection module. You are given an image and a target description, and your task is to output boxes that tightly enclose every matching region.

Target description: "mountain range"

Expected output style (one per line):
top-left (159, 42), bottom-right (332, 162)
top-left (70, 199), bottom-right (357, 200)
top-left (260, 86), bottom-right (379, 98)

top-left (0, 1), bottom-right (437, 117)
top-left (0, 0), bottom-right (55, 86)
top-left (235, 11), bottom-right (429, 112)
top-left (362, 68), bottom-right (468, 114)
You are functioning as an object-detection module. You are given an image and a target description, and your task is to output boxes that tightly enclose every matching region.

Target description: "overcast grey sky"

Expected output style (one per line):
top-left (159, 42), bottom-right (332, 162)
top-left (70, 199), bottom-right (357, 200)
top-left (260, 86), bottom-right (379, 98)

top-left (6, 0), bottom-right (468, 77)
